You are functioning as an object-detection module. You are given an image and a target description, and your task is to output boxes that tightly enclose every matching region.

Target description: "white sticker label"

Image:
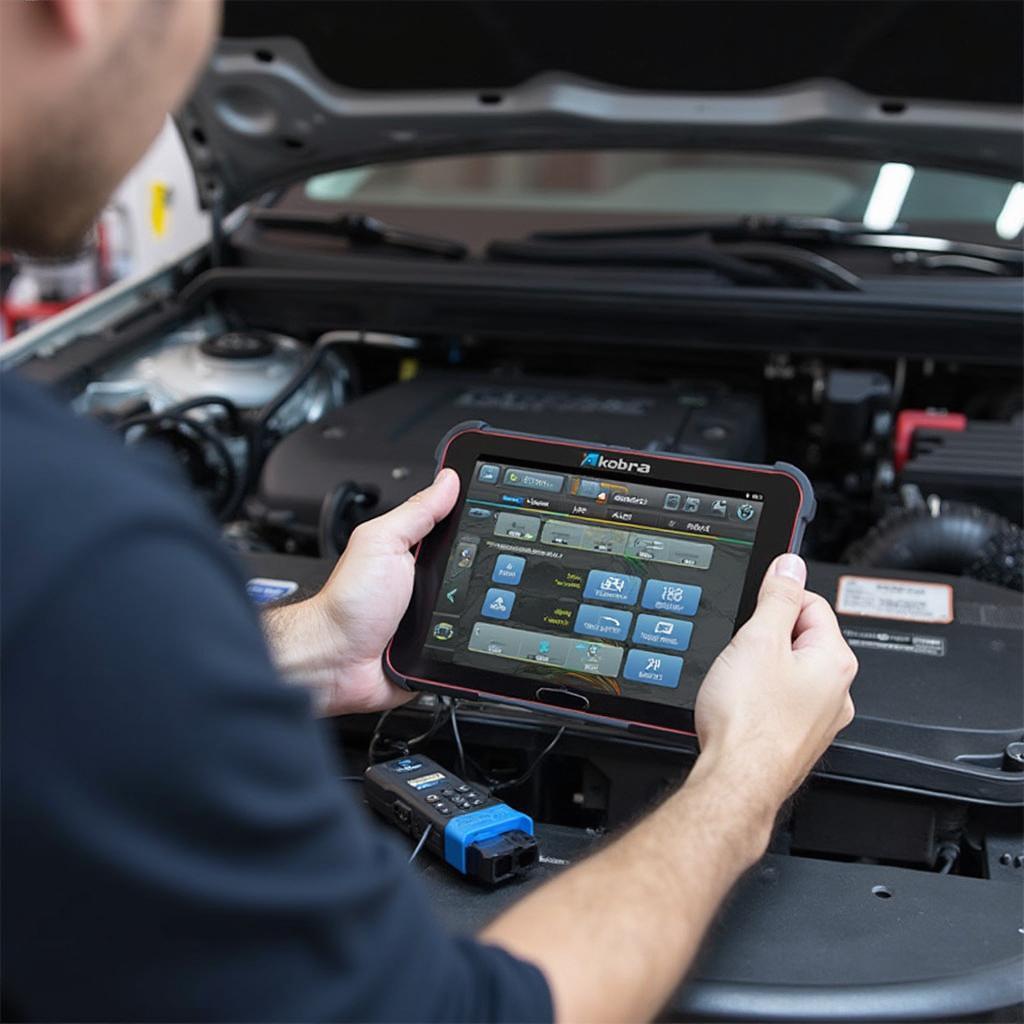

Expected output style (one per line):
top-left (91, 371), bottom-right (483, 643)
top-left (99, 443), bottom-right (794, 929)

top-left (836, 576), bottom-right (953, 624)
top-left (407, 772), bottom-right (445, 790)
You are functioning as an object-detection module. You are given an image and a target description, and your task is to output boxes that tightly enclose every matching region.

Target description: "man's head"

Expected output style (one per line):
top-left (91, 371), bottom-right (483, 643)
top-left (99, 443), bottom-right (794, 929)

top-left (0, 0), bottom-right (220, 257)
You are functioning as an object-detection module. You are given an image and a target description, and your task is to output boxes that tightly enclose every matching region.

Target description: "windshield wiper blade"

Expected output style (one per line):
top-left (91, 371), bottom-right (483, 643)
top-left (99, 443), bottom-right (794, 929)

top-left (529, 217), bottom-right (1023, 270)
top-left (532, 216), bottom-right (864, 244)
top-left (516, 216), bottom-right (1022, 280)
top-left (723, 242), bottom-right (862, 291)
top-left (487, 237), bottom-right (780, 285)
top-left (829, 231), bottom-right (1023, 268)
top-left (486, 236), bottom-right (861, 291)
top-left (252, 209), bottom-right (467, 260)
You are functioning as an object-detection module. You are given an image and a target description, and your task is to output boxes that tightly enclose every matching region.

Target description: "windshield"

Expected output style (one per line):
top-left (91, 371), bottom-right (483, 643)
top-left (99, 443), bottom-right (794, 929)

top-left (302, 150), bottom-right (1023, 245)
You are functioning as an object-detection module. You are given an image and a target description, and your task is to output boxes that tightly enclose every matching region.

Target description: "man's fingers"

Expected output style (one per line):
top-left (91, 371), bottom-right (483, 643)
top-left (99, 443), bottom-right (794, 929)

top-left (748, 553), bottom-right (808, 636)
top-left (352, 468), bottom-right (461, 551)
top-left (792, 591), bottom-right (842, 651)
top-left (793, 592), bottom-right (859, 682)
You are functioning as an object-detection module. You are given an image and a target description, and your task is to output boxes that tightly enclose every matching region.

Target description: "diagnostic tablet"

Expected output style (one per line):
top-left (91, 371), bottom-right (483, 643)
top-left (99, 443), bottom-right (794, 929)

top-left (387, 422), bottom-right (815, 737)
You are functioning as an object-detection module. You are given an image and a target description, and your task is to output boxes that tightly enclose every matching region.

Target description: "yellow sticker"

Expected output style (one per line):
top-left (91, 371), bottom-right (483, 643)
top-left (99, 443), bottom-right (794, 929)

top-left (149, 182), bottom-right (171, 238)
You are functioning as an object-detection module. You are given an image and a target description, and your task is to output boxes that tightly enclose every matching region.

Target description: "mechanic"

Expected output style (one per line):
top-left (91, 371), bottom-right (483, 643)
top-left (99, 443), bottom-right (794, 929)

top-left (0, 3), bottom-right (857, 1021)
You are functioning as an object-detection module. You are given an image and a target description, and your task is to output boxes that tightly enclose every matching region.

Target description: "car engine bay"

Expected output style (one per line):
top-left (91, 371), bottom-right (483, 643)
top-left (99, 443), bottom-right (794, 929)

top-left (68, 300), bottom-right (1023, 592)
top-left (10, 254), bottom-right (1023, 1017)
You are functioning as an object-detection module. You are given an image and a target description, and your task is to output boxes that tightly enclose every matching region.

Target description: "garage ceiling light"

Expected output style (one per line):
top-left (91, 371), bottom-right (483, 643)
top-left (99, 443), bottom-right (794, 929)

top-left (863, 163), bottom-right (915, 232)
top-left (995, 182), bottom-right (1024, 240)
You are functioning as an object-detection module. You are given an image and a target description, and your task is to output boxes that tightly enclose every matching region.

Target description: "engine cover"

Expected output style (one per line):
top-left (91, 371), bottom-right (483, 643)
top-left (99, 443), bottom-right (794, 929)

top-left (257, 372), bottom-right (763, 529)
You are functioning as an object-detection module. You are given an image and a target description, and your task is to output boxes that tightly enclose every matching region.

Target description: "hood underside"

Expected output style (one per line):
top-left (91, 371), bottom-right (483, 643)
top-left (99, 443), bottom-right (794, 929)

top-left (179, 1), bottom-right (1024, 213)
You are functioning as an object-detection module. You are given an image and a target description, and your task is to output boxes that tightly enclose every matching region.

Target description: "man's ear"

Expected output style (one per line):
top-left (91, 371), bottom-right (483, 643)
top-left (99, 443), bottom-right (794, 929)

top-left (46, 0), bottom-right (101, 47)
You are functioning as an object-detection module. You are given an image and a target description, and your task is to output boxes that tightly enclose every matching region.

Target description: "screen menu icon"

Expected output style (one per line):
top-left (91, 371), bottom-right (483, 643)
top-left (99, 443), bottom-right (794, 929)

top-left (574, 478), bottom-right (602, 499)
top-left (481, 588), bottom-right (516, 620)
top-left (623, 649), bottom-right (684, 688)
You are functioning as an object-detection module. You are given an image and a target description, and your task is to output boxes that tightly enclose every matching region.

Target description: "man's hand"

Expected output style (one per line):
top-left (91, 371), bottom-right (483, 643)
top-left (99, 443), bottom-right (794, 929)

top-left (262, 469), bottom-right (460, 715)
top-left (695, 552), bottom-right (858, 807)
top-left (483, 553), bottom-right (857, 1023)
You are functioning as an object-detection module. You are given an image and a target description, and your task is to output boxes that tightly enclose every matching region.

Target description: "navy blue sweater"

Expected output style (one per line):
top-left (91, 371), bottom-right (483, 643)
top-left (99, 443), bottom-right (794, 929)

top-left (0, 372), bottom-right (552, 1022)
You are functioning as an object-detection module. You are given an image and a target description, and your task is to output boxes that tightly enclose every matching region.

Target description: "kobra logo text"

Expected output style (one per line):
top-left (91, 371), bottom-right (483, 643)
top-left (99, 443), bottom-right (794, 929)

top-left (580, 451), bottom-right (651, 474)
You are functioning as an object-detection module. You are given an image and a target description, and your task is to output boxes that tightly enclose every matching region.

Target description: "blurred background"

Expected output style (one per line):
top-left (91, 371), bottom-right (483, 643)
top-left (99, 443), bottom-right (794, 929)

top-left (0, 119), bottom-right (208, 340)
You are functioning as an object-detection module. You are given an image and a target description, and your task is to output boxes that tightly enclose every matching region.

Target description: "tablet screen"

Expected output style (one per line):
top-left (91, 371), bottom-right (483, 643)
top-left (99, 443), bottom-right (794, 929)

top-left (422, 458), bottom-right (765, 710)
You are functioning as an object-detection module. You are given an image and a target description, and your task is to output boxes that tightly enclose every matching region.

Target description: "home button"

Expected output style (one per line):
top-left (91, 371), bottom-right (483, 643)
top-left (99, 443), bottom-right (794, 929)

top-left (534, 687), bottom-right (590, 711)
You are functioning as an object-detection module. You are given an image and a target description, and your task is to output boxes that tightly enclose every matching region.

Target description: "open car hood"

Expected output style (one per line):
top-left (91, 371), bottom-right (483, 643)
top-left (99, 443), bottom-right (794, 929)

top-left (179, 1), bottom-right (1023, 214)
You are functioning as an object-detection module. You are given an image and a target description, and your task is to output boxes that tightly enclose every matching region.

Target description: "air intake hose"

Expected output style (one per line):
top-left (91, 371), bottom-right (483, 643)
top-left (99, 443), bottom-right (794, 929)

top-left (844, 501), bottom-right (1023, 591)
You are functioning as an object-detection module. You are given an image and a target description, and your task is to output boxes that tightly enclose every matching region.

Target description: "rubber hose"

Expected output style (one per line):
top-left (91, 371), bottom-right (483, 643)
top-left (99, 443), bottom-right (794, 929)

top-left (844, 501), bottom-right (1023, 591)
top-left (970, 525), bottom-right (1024, 592)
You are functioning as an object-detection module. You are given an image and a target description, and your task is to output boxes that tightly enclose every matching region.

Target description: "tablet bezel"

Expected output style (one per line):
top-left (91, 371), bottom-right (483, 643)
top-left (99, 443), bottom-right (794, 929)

top-left (387, 426), bottom-right (807, 737)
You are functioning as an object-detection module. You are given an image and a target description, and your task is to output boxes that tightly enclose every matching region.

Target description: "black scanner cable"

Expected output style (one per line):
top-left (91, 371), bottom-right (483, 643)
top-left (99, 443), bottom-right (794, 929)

top-left (367, 700), bottom-right (454, 765)
top-left (365, 699), bottom-right (565, 794)
top-left (449, 700), bottom-right (565, 794)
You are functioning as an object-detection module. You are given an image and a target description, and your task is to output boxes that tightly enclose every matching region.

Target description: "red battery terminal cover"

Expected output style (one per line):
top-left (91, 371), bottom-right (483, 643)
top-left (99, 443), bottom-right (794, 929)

top-left (893, 409), bottom-right (967, 474)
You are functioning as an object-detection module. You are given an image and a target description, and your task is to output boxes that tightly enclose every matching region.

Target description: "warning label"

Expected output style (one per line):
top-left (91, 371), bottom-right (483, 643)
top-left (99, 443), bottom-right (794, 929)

top-left (842, 628), bottom-right (946, 657)
top-left (836, 575), bottom-right (953, 624)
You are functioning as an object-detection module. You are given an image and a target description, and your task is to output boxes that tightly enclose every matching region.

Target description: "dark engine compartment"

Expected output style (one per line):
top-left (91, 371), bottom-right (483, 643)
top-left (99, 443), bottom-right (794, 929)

top-left (52, 268), bottom-right (1023, 592)
top-left (257, 371), bottom-right (764, 542)
top-left (16, 260), bottom-right (1024, 1016)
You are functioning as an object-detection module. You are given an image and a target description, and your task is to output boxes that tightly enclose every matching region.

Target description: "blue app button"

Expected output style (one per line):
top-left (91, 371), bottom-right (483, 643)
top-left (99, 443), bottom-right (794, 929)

top-left (583, 570), bottom-right (641, 606)
top-left (632, 614), bottom-right (692, 651)
top-left (573, 604), bottom-right (633, 641)
top-left (492, 554), bottom-right (526, 585)
top-left (481, 588), bottom-right (515, 620)
top-left (623, 649), bottom-right (684, 688)
top-left (478, 464), bottom-right (500, 484)
top-left (641, 579), bottom-right (702, 616)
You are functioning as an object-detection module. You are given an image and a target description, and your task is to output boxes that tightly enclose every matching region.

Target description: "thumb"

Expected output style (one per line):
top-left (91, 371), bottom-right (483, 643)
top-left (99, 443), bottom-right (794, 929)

top-left (357, 468), bottom-right (461, 551)
top-left (750, 553), bottom-right (808, 635)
